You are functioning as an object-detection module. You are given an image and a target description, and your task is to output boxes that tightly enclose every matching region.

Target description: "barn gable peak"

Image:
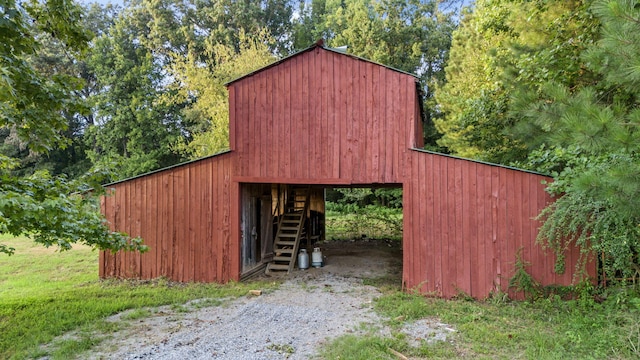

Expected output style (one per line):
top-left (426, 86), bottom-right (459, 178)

top-left (225, 41), bottom-right (419, 87)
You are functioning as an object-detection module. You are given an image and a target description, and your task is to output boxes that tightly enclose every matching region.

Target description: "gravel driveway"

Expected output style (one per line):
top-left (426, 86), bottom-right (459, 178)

top-left (77, 240), bottom-right (453, 359)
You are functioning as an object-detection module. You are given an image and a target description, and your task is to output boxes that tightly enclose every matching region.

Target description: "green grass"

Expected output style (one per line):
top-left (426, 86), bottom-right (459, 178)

top-left (323, 274), bottom-right (640, 359)
top-left (325, 208), bottom-right (403, 241)
top-left (0, 234), bottom-right (278, 359)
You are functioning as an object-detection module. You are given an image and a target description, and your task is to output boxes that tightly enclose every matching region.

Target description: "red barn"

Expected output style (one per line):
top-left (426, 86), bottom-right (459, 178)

top-left (100, 43), bottom-right (590, 298)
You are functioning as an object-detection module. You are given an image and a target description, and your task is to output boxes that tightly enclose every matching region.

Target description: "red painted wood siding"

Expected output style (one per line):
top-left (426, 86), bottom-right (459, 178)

top-left (229, 47), bottom-right (421, 185)
top-left (99, 46), bottom-right (590, 298)
top-left (403, 150), bottom-right (593, 299)
top-left (100, 153), bottom-right (239, 282)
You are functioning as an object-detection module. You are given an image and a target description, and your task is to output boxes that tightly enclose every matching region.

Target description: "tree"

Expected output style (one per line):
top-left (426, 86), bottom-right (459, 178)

top-left (170, 31), bottom-right (276, 158)
top-left (517, 0), bottom-right (640, 281)
top-left (435, 0), bottom-right (598, 164)
top-left (0, 0), bottom-right (144, 254)
top-left (84, 3), bottom-right (186, 179)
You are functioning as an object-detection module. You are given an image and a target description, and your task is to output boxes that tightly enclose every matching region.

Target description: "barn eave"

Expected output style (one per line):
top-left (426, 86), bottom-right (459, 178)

top-left (410, 148), bottom-right (550, 178)
top-left (103, 149), bottom-right (233, 187)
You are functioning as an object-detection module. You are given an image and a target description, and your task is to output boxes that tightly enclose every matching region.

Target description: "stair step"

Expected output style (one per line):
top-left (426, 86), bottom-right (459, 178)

top-left (274, 247), bottom-right (294, 253)
top-left (273, 256), bottom-right (293, 261)
top-left (267, 264), bottom-right (290, 270)
top-left (278, 233), bottom-right (298, 238)
top-left (280, 226), bottom-right (299, 231)
top-left (275, 240), bottom-right (296, 246)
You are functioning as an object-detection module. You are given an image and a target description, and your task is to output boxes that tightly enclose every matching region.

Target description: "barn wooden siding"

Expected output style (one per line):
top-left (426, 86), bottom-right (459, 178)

top-left (229, 46), bottom-right (422, 185)
top-left (403, 150), bottom-right (591, 299)
top-left (99, 44), bottom-right (590, 298)
top-left (100, 152), bottom-right (240, 282)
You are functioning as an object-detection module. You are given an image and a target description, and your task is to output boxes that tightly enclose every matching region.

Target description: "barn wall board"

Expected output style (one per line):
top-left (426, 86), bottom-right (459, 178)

top-left (402, 150), bottom-right (592, 298)
top-left (101, 153), bottom-right (234, 282)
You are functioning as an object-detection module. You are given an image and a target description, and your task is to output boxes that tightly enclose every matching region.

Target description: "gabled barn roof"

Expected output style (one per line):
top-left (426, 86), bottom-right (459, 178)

top-left (225, 40), bottom-right (419, 87)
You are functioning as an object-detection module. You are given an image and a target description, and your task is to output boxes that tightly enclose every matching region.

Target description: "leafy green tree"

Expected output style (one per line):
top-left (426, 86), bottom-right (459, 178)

top-left (0, 0), bottom-right (144, 255)
top-left (436, 0), bottom-right (598, 163)
top-left (518, 0), bottom-right (640, 281)
top-left (170, 31), bottom-right (276, 158)
top-left (85, 4), bottom-right (186, 179)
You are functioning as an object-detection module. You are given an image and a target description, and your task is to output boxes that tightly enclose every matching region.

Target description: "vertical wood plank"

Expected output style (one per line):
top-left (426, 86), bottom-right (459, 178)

top-left (453, 160), bottom-right (464, 295)
top-left (122, 182), bottom-right (130, 277)
top-left (229, 85), bottom-right (236, 150)
top-left (351, 61), bottom-right (362, 181)
top-left (190, 164), bottom-right (198, 281)
top-left (418, 154), bottom-right (429, 293)
top-left (228, 179), bottom-right (239, 281)
top-left (216, 161), bottom-right (224, 281)
top-left (371, 64), bottom-right (380, 182)
top-left (467, 162), bottom-right (478, 296)
top-left (491, 167), bottom-right (504, 291)
top-left (139, 177), bottom-right (149, 278)
top-left (99, 197), bottom-right (106, 278)
top-left (250, 76), bottom-right (258, 178)
top-left (498, 168), bottom-right (509, 293)
top-left (403, 155), bottom-right (414, 289)
top-left (391, 74), bottom-right (399, 181)
top-left (379, 67), bottom-right (387, 183)
top-left (284, 61), bottom-right (292, 178)
top-left (476, 165), bottom-right (488, 297)
top-left (398, 76), bottom-right (409, 179)
top-left (272, 67), bottom-right (282, 177)
top-left (308, 50), bottom-right (318, 180)
top-left (432, 155), bottom-right (443, 295)
top-left (151, 174), bottom-right (159, 278)
top-left (263, 72), bottom-right (270, 178)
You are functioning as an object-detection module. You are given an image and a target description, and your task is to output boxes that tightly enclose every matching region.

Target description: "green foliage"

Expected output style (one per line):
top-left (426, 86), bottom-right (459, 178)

top-left (169, 31), bottom-right (276, 158)
top-left (508, 248), bottom-right (542, 300)
top-left (515, 0), bottom-right (640, 283)
top-left (0, 0), bottom-right (90, 153)
top-left (0, 156), bottom-right (145, 255)
top-left (325, 188), bottom-right (403, 240)
top-left (0, 1), bottom-right (145, 254)
top-left (436, 0), bottom-right (599, 163)
top-left (85, 5), bottom-right (186, 179)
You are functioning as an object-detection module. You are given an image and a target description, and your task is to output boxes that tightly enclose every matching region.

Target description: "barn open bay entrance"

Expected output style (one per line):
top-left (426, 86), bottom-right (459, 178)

top-left (240, 184), bottom-right (325, 278)
top-left (240, 183), bottom-right (403, 281)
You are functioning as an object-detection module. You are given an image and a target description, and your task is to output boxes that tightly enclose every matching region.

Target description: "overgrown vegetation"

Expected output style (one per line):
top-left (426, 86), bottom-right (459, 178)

top-left (0, 235), bottom-right (278, 359)
top-left (323, 264), bottom-right (640, 359)
top-left (325, 188), bottom-right (403, 241)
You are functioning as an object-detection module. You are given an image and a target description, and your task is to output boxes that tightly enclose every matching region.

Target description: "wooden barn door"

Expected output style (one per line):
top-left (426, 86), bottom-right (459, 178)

top-left (260, 195), bottom-right (274, 262)
top-left (241, 184), bottom-right (274, 275)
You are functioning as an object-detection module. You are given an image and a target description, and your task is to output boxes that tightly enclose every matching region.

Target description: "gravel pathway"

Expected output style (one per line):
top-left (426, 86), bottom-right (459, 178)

top-left (88, 272), bottom-right (388, 360)
top-left (53, 241), bottom-right (454, 359)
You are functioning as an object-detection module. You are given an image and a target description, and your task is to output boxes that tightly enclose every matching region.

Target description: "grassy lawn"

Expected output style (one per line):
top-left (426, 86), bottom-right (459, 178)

top-left (321, 275), bottom-right (640, 360)
top-left (0, 235), bottom-right (277, 359)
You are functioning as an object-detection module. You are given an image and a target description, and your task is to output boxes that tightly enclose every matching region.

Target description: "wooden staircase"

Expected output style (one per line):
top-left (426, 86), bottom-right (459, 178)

top-left (265, 187), bottom-right (310, 275)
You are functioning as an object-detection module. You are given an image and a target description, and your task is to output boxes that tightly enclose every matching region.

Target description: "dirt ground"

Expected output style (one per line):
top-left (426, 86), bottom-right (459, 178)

top-left (55, 239), bottom-right (454, 359)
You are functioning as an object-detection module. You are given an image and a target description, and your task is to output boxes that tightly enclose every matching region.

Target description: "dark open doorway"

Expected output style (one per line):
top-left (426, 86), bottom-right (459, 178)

top-left (240, 183), bottom-right (403, 281)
